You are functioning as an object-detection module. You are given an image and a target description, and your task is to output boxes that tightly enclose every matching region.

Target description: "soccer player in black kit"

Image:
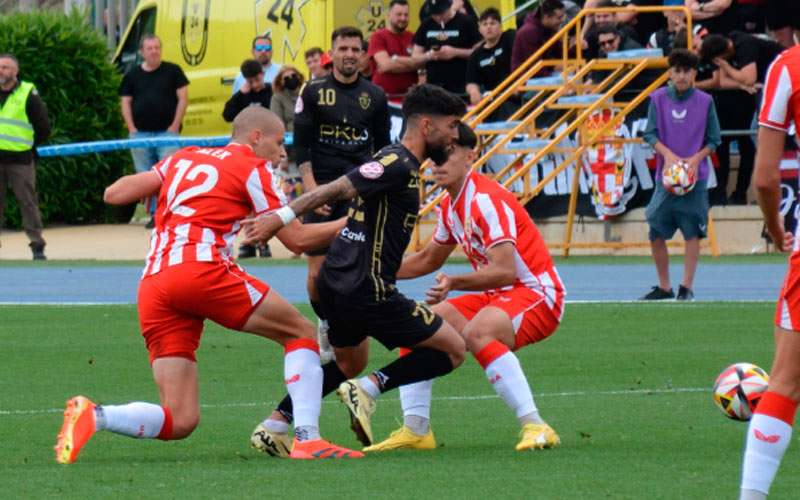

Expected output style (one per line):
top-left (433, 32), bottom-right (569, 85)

top-left (242, 84), bottom-right (467, 454)
top-left (295, 26), bottom-right (391, 364)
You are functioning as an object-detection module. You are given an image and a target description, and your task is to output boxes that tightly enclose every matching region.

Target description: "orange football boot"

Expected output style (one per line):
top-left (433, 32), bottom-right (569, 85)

top-left (55, 396), bottom-right (97, 464)
top-left (289, 438), bottom-right (364, 459)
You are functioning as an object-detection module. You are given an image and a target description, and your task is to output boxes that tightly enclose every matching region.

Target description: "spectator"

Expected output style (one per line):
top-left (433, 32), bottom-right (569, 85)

top-left (232, 35), bottom-right (281, 94)
top-left (420, 0), bottom-right (478, 23)
top-left (582, 0), bottom-right (638, 59)
top-left (270, 66), bottom-right (305, 133)
top-left (646, 9), bottom-right (704, 56)
top-left (608, 0), bottom-right (665, 46)
top-left (369, 0), bottom-right (425, 102)
top-left (766, 0), bottom-right (800, 48)
top-left (359, 40), bottom-right (374, 81)
top-left (413, 0), bottom-right (481, 95)
top-left (465, 8), bottom-right (515, 107)
top-left (511, 0), bottom-right (566, 72)
top-left (587, 24), bottom-right (642, 84)
top-left (641, 49), bottom-right (721, 301)
top-left (222, 59), bottom-right (273, 122)
top-left (686, 0), bottom-right (737, 35)
top-left (304, 47), bottom-right (327, 80)
top-left (119, 34), bottom-right (189, 227)
top-left (699, 32), bottom-right (783, 204)
top-left (0, 53), bottom-right (50, 260)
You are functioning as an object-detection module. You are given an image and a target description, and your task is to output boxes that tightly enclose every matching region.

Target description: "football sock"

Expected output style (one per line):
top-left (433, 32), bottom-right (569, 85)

top-left (358, 376), bottom-right (381, 400)
top-left (94, 402), bottom-right (173, 439)
top-left (398, 348), bottom-right (433, 434)
top-left (371, 348), bottom-right (454, 393)
top-left (283, 339), bottom-right (323, 442)
top-left (274, 361), bottom-right (347, 422)
top-left (741, 391), bottom-right (798, 496)
top-left (475, 340), bottom-right (540, 422)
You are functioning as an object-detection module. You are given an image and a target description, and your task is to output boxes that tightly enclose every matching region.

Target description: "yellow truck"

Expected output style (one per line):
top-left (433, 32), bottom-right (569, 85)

top-left (113, 0), bottom-right (516, 136)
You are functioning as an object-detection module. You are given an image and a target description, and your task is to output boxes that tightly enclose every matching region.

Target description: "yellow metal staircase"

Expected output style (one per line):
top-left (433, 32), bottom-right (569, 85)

top-left (411, 5), bottom-right (718, 256)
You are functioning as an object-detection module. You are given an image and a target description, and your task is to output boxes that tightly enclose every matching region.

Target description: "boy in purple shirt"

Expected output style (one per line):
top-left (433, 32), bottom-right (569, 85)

top-left (641, 49), bottom-right (721, 301)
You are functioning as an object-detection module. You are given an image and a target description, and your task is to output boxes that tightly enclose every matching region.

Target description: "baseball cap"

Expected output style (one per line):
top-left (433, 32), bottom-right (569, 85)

top-left (320, 52), bottom-right (332, 68)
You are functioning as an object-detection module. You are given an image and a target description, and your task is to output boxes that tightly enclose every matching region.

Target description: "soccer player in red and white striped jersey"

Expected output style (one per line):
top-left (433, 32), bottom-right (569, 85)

top-left (365, 123), bottom-right (565, 452)
top-left (740, 45), bottom-right (800, 499)
top-left (54, 108), bottom-right (362, 463)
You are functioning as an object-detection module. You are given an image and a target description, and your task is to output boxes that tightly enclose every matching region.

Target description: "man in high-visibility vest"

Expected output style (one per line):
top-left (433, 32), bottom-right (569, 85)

top-left (0, 53), bottom-right (50, 260)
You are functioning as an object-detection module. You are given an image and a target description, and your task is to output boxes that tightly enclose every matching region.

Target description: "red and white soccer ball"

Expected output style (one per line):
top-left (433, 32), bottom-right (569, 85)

top-left (662, 161), bottom-right (696, 196)
top-left (712, 362), bottom-right (770, 421)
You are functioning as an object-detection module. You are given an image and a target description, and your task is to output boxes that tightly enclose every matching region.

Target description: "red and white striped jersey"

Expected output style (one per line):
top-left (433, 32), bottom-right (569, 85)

top-left (433, 171), bottom-right (566, 318)
top-left (759, 45), bottom-right (800, 133)
top-left (142, 143), bottom-right (286, 277)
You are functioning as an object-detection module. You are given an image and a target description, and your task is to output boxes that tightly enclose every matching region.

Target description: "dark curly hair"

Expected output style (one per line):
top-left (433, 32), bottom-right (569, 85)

top-left (402, 84), bottom-right (466, 120)
top-left (668, 49), bottom-right (698, 71)
top-left (455, 122), bottom-right (478, 149)
top-left (699, 34), bottom-right (731, 63)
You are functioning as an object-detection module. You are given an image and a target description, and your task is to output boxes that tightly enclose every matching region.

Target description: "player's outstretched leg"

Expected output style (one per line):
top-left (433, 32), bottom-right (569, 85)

top-left (338, 321), bottom-right (465, 446)
top-left (55, 356), bottom-right (197, 464)
top-left (464, 306), bottom-right (559, 451)
top-left (740, 326), bottom-right (800, 499)
top-left (241, 290), bottom-right (363, 459)
top-left (364, 350), bottom-right (436, 452)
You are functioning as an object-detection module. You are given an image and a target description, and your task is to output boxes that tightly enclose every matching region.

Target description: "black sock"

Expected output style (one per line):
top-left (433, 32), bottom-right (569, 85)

top-left (309, 300), bottom-right (327, 321)
top-left (274, 361), bottom-right (347, 423)
top-left (373, 348), bottom-right (454, 393)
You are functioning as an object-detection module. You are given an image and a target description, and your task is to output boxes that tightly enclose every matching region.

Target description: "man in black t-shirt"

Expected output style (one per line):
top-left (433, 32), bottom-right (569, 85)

top-left (700, 32), bottom-right (784, 88)
top-left (293, 26), bottom-right (390, 363)
top-left (412, 0), bottom-right (480, 95)
top-left (465, 8), bottom-right (514, 106)
top-left (119, 34), bottom-right (189, 224)
top-left (223, 59), bottom-right (273, 122)
top-left (241, 84), bottom-right (468, 450)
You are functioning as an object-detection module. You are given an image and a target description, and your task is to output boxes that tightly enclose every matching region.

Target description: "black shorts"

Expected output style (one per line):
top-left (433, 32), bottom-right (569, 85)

top-left (302, 199), bottom-right (350, 256)
top-left (317, 278), bottom-right (443, 350)
top-left (767, 0), bottom-right (800, 30)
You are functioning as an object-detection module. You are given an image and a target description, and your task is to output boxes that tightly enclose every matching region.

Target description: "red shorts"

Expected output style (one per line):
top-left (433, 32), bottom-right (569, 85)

top-left (775, 253), bottom-right (800, 331)
top-left (137, 261), bottom-right (270, 363)
top-left (447, 287), bottom-right (561, 350)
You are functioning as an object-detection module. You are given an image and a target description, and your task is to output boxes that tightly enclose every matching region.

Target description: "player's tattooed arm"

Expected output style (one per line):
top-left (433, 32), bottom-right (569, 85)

top-left (241, 174), bottom-right (358, 245)
top-left (298, 161), bottom-right (317, 192)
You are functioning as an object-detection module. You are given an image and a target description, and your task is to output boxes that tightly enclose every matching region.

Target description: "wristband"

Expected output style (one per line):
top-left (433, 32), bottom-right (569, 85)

top-left (275, 206), bottom-right (296, 226)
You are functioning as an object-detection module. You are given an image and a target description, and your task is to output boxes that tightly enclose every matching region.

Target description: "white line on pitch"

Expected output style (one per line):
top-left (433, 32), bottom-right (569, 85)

top-left (0, 386), bottom-right (707, 417)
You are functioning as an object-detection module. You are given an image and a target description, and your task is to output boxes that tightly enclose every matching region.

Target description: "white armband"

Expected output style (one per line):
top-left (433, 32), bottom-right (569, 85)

top-left (275, 206), bottom-right (296, 226)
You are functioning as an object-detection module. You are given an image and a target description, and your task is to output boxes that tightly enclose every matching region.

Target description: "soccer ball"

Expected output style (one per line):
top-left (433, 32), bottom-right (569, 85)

top-left (662, 161), bottom-right (696, 195)
top-left (712, 362), bottom-right (770, 421)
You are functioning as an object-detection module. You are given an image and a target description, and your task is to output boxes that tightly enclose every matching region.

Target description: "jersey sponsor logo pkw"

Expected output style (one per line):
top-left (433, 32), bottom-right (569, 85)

top-left (359, 161), bottom-right (384, 179)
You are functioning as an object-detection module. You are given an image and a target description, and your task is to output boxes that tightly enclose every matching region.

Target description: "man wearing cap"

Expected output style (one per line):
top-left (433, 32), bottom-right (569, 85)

top-left (0, 53), bottom-right (51, 260)
top-left (232, 35), bottom-right (282, 94)
top-left (412, 0), bottom-right (480, 95)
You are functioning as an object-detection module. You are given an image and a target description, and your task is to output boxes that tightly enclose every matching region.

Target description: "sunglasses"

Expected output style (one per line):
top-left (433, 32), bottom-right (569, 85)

top-left (255, 44), bottom-right (272, 51)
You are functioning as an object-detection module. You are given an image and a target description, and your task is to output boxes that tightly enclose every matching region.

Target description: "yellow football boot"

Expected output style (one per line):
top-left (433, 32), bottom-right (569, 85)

top-left (515, 422), bottom-right (560, 451)
top-left (363, 426), bottom-right (436, 452)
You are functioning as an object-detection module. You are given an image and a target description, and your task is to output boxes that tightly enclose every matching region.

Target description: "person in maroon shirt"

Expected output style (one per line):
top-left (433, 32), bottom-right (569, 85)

top-left (510, 0), bottom-right (566, 72)
top-left (369, 0), bottom-right (428, 101)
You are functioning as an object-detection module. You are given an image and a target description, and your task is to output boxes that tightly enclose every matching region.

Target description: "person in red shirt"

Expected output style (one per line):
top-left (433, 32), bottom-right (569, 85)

top-left (54, 107), bottom-right (362, 463)
top-left (511, 0), bottom-right (566, 72)
top-left (369, 0), bottom-right (428, 102)
top-left (364, 123), bottom-right (565, 453)
top-left (739, 45), bottom-right (800, 499)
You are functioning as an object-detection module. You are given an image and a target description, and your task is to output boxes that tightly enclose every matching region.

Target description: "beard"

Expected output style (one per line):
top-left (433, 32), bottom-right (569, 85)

top-left (426, 142), bottom-right (451, 166)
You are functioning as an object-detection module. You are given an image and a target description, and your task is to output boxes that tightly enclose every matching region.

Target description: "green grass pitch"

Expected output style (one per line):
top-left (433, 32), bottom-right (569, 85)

top-left (2, 302), bottom-right (797, 499)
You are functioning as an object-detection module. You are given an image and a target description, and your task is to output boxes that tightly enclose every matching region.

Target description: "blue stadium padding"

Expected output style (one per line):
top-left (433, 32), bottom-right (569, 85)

top-left (37, 133), bottom-right (294, 157)
top-left (606, 48), bottom-right (663, 60)
top-left (475, 121), bottom-right (522, 131)
top-left (557, 94), bottom-right (606, 104)
top-left (524, 74), bottom-right (564, 86)
top-left (504, 139), bottom-right (551, 151)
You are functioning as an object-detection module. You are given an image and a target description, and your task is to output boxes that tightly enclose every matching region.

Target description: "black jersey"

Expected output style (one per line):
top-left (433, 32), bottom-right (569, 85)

top-left (319, 143), bottom-right (421, 304)
top-left (294, 73), bottom-right (391, 184)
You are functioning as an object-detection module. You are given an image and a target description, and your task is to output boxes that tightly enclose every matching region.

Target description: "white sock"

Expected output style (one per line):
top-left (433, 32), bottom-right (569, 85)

top-left (284, 342), bottom-right (322, 441)
top-left (263, 418), bottom-right (290, 434)
top-left (741, 414), bottom-right (793, 495)
top-left (94, 402), bottom-right (166, 438)
top-left (483, 350), bottom-right (539, 421)
top-left (400, 380), bottom-right (433, 434)
top-left (358, 376), bottom-right (381, 400)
